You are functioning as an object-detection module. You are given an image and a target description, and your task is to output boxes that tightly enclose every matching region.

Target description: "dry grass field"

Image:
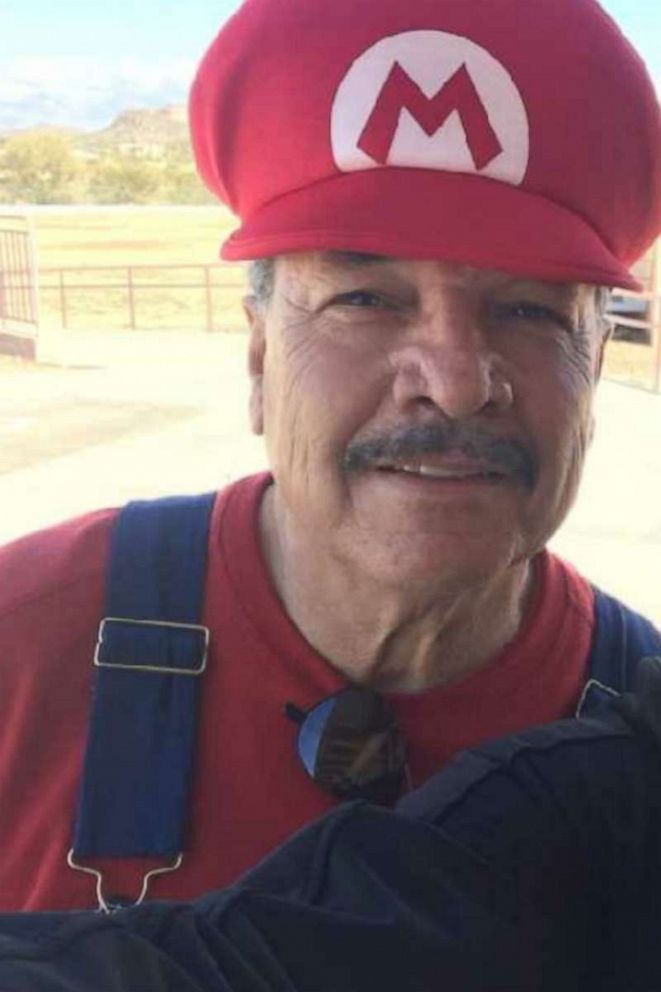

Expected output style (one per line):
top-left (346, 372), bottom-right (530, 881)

top-left (34, 206), bottom-right (249, 332)
top-left (28, 207), bottom-right (659, 389)
top-left (603, 339), bottom-right (658, 391)
top-left (34, 207), bottom-right (236, 267)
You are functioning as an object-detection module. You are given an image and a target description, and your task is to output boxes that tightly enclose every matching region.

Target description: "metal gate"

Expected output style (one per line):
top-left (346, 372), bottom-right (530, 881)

top-left (0, 213), bottom-right (39, 359)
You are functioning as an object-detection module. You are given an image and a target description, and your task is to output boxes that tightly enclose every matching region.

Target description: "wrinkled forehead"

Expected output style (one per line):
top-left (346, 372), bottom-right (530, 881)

top-left (272, 251), bottom-right (596, 309)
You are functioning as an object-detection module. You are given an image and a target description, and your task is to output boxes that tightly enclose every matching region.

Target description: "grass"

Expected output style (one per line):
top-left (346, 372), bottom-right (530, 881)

top-left (33, 206), bottom-right (237, 267)
top-left (603, 339), bottom-right (659, 391)
top-left (15, 207), bottom-right (660, 389)
top-left (33, 206), bottom-right (249, 332)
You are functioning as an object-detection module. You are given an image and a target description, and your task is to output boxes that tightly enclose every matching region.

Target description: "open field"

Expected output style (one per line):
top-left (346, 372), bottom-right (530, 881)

top-left (603, 340), bottom-right (659, 391)
top-left (17, 207), bottom-right (661, 388)
top-left (32, 206), bottom-right (249, 332)
top-left (33, 206), bottom-right (236, 267)
top-left (38, 265), bottom-right (249, 333)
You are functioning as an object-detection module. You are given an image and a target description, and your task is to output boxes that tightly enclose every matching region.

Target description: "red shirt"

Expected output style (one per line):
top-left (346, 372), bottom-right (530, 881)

top-left (0, 473), bottom-right (594, 910)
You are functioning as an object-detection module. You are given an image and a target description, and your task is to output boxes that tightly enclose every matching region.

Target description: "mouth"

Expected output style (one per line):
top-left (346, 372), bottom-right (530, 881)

top-left (343, 424), bottom-right (536, 490)
top-left (373, 460), bottom-right (510, 483)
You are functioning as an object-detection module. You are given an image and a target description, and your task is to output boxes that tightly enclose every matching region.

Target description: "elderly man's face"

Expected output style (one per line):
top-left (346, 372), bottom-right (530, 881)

top-left (246, 253), bottom-right (606, 589)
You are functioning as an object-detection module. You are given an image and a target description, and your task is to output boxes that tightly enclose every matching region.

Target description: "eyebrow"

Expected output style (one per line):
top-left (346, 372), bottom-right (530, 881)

top-left (324, 250), bottom-right (393, 267)
top-left (320, 253), bottom-right (584, 303)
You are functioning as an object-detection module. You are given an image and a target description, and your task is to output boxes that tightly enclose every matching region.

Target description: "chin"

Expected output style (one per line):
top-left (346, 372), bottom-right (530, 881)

top-left (344, 530), bottom-right (523, 593)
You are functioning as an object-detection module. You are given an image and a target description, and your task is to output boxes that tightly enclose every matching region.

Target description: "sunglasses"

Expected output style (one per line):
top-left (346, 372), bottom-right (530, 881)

top-left (285, 686), bottom-right (409, 805)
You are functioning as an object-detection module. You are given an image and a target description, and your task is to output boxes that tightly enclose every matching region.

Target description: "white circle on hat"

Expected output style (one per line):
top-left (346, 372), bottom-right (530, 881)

top-left (331, 30), bottom-right (529, 186)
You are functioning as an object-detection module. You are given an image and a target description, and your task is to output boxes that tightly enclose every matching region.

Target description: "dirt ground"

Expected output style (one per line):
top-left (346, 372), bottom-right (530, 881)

top-left (0, 327), bottom-right (659, 624)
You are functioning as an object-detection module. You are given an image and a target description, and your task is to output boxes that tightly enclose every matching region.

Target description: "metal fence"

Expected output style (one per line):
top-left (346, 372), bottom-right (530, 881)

top-left (39, 264), bottom-right (247, 334)
top-left (616, 244), bottom-right (661, 392)
top-left (0, 214), bottom-right (39, 358)
top-left (608, 288), bottom-right (661, 393)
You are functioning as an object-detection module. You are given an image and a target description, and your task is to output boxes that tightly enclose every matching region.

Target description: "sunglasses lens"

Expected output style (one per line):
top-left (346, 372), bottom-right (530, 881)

top-left (297, 687), bottom-right (407, 804)
top-left (297, 697), bottom-right (337, 777)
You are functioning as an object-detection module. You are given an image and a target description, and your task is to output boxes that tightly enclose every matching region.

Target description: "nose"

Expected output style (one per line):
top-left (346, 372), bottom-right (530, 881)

top-left (391, 313), bottom-right (512, 421)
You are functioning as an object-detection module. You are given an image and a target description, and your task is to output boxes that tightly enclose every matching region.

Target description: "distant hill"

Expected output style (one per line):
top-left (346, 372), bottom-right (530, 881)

top-left (0, 105), bottom-right (190, 158)
top-left (85, 105), bottom-right (190, 155)
top-left (0, 104), bottom-right (212, 205)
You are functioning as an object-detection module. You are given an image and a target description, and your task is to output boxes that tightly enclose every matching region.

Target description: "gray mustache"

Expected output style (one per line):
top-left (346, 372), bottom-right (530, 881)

top-left (343, 422), bottom-right (538, 488)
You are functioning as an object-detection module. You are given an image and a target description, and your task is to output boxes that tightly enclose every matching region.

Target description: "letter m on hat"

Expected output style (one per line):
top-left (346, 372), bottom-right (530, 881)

top-left (358, 62), bottom-right (502, 169)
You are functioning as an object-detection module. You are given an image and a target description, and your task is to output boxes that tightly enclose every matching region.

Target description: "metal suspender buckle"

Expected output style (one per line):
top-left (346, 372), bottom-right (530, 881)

top-left (67, 849), bottom-right (184, 915)
top-left (576, 677), bottom-right (619, 717)
top-left (94, 617), bottom-right (210, 676)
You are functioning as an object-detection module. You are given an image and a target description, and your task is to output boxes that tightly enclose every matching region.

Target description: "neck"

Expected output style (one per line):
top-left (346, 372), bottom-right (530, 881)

top-left (259, 487), bottom-right (537, 693)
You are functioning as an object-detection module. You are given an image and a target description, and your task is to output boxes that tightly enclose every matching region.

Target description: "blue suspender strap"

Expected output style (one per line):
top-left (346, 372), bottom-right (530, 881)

top-left (72, 493), bottom-right (215, 865)
top-left (578, 587), bottom-right (661, 716)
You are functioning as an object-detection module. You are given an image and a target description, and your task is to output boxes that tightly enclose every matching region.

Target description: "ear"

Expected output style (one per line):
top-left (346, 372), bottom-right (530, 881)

top-left (588, 321), bottom-right (612, 445)
top-left (594, 319), bottom-right (613, 383)
top-left (244, 296), bottom-right (266, 436)
top-left (587, 411), bottom-right (597, 446)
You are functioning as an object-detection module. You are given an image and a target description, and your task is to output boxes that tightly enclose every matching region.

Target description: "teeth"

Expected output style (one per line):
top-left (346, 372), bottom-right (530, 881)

top-left (397, 464), bottom-right (496, 479)
top-left (418, 465), bottom-right (487, 479)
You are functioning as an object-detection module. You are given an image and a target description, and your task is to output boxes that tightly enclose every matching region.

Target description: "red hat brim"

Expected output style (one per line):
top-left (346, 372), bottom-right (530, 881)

top-left (220, 168), bottom-right (642, 291)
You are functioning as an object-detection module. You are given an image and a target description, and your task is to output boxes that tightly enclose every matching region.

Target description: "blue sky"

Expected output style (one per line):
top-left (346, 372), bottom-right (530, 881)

top-left (0, 0), bottom-right (659, 131)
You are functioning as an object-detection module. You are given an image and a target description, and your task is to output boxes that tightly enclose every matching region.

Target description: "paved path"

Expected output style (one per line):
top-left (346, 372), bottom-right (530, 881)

top-left (1, 328), bottom-right (659, 623)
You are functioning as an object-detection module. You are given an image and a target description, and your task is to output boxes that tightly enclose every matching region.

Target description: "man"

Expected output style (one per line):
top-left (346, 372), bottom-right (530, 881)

top-left (0, 0), bottom-right (659, 910)
top-left (2, 661), bottom-right (661, 991)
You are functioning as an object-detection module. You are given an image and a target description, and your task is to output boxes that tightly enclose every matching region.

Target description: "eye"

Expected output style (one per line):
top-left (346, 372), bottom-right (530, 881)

top-left (492, 301), bottom-right (572, 332)
top-left (330, 290), bottom-right (385, 309)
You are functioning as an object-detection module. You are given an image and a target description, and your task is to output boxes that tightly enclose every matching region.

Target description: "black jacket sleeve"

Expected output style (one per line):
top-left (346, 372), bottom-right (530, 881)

top-left (3, 661), bottom-right (661, 991)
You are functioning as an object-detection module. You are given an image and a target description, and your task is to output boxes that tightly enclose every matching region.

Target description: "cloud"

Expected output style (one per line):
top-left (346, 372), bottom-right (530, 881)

top-left (0, 56), bottom-right (196, 131)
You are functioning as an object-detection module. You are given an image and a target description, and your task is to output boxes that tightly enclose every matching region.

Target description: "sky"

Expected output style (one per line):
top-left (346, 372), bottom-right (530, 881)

top-left (0, 0), bottom-right (659, 132)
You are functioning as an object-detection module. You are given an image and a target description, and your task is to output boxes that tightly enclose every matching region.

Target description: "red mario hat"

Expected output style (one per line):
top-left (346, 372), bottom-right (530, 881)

top-left (190, 0), bottom-right (660, 290)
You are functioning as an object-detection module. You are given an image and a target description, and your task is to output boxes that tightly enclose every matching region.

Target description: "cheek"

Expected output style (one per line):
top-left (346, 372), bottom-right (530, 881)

top-left (511, 330), bottom-right (595, 435)
top-left (516, 342), bottom-right (596, 519)
top-left (545, 346), bottom-right (596, 456)
top-left (269, 336), bottom-right (388, 446)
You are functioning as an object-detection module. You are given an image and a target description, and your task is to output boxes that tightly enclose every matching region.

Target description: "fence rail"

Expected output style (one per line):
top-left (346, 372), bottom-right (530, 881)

top-left (39, 263), bottom-right (247, 334)
top-left (0, 214), bottom-right (39, 358)
top-left (0, 215), bottom-right (39, 326)
top-left (608, 286), bottom-right (661, 392)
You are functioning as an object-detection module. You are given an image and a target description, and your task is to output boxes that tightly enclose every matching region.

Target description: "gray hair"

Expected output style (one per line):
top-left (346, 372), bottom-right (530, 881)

top-left (247, 258), bottom-right (276, 306)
